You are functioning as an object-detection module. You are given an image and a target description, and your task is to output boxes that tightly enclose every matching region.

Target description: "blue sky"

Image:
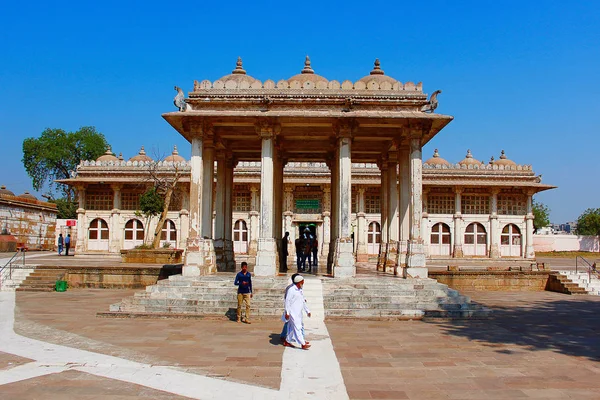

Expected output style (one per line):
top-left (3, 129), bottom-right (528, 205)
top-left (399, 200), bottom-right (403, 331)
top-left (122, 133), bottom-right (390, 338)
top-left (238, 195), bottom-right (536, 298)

top-left (1, 1), bottom-right (598, 223)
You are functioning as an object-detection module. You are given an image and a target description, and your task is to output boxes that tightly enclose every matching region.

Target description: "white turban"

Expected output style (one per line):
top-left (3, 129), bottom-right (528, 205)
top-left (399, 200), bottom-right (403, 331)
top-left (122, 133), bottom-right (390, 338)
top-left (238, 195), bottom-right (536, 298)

top-left (293, 275), bottom-right (304, 283)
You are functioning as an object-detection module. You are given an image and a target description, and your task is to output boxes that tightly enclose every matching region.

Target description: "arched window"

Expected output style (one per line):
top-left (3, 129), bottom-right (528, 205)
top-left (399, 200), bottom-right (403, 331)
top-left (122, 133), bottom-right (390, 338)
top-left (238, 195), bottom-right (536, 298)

top-left (124, 219), bottom-right (144, 249)
top-left (160, 219), bottom-right (177, 247)
top-left (88, 218), bottom-right (109, 251)
top-left (233, 219), bottom-right (248, 253)
top-left (501, 224), bottom-right (522, 257)
top-left (464, 222), bottom-right (487, 256)
top-left (367, 221), bottom-right (381, 255)
top-left (430, 223), bottom-right (451, 256)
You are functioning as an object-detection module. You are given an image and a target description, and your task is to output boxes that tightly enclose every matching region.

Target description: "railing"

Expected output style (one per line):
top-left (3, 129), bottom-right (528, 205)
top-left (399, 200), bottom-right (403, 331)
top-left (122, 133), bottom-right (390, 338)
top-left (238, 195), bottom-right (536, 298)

top-left (575, 256), bottom-right (598, 282)
top-left (0, 249), bottom-right (26, 287)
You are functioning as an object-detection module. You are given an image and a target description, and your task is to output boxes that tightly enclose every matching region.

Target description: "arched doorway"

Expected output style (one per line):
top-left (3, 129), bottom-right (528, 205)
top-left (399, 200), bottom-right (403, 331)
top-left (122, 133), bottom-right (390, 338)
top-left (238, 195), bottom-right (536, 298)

top-left (464, 222), bottom-right (487, 256)
top-left (124, 219), bottom-right (144, 249)
top-left (367, 221), bottom-right (381, 255)
top-left (160, 219), bottom-right (177, 248)
top-left (501, 224), bottom-right (522, 257)
top-left (233, 219), bottom-right (248, 253)
top-left (430, 222), bottom-right (451, 256)
top-left (88, 218), bottom-right (109, 251)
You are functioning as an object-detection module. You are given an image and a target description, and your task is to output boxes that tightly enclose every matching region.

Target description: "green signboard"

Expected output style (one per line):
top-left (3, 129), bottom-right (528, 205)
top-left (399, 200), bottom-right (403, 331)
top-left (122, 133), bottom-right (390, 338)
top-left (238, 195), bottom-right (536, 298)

top-left (295, 199), bottom-right (320, 209)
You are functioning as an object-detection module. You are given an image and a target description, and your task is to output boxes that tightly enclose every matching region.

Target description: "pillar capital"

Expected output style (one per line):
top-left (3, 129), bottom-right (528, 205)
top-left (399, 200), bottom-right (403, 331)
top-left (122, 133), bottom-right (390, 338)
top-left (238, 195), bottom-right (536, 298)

top-left (334, 119), bottom-right (355, 138)
top-left (183, 119), bottom-right (213, 136)
top-left (255, 120), bottom-right (281, 139)
top-left (454, 186), bottom-right (463, 194)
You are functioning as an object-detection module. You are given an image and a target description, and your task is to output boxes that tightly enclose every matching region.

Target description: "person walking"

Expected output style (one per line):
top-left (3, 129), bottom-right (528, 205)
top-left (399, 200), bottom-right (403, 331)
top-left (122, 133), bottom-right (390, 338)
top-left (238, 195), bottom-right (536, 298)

top-left (64, 234), bottom-right (71, 256)
top-left (295, 237), bottom-right (303, 272)
top-left (280, 273), bottom-right (299, 341)
top-left (57, 233), bottom-right (64, 256)
top-left (311, 237), bottom-right (318, 273)
top-left (283, 275), bottom-right (311, 350)
top-left (234, 261), bottom-right (253, 324)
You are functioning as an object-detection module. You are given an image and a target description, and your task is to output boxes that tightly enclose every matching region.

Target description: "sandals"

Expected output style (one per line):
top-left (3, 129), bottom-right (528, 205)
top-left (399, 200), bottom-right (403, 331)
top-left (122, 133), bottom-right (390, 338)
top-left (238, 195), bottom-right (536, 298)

top-left (301, 344), bottom-right (311, 350)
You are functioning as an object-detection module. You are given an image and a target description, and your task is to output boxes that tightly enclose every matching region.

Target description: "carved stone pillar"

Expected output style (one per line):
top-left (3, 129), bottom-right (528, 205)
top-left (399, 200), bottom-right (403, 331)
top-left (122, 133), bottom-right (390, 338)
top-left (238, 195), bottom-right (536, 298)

top-left (453, 187), bottom-right (464, 258)
top-left (109, 184), bottom-right (122, 254)
top-left (213, 153), bottom-right (227, 271)
top-left (224, 155), bottom-right (235, 271)
top-left (525, 191), bottom-right (535, 259)
top-left (378, 160), bottom-right (389, 270)
top-left (489, 188), bottom-right (500, 259)
top-left (332, 123), bottom-right (355, 277)
top-left (398, 146), bottom-right (410, 269)
top-left (422, 188), bottom-right (430, 258)
top-left (322, 185), bottom-right (331, 250)
top-left (356, 186), bottom-right (368, 262)
top-left (406, 136), bottom-right (426, 278)
top-left (386, 154), bottom-right (399, 272)
top-left (254, 122), bottom-right (279, 276)
top-left (185, 126), bottom-right (216, 276)
top-left (75, 185), bottom-right (87, 255)
top-left (248, 186), bottom-right (259, 256)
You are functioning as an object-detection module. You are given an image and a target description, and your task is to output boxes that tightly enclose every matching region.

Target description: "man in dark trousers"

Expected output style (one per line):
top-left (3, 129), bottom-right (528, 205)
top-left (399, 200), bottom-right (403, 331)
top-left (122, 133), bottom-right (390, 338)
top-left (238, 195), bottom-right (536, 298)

top-left (234, 261), bottom-right (253, 324)
top-left (281, 231), bottom-right (290, 271)
top-left (65, 234), bottom-right (71, 256)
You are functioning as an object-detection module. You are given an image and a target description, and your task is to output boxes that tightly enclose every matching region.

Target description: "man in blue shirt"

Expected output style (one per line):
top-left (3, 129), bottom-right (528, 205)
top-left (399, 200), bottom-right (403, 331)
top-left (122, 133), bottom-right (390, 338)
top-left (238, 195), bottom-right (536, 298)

top-left (234, 261), bottom-right (253, 324)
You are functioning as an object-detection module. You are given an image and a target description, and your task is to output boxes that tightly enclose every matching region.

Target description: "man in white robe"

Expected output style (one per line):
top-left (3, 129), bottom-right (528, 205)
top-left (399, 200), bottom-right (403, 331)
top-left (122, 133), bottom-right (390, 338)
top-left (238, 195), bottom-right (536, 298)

top-left (284, 275), bottom-right (311, 349)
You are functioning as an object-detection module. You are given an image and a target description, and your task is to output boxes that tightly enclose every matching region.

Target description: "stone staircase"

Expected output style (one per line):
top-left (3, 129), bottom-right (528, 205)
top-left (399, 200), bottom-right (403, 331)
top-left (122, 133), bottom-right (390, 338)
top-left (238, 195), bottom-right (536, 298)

top-left (555, 270), bottom-right (600, 295)
top-left (105, 274), bottom-right (290, 318)
top-left (0, 267), bottom-right (35, 291)
top-left (548, 272), bottom-right (589, 295)
top-left (322, 277), bottom-right (490, 319)
top-left (16, 267), bottom-right (68, 292)
top-left (104, 273), bottom-right (489, 320)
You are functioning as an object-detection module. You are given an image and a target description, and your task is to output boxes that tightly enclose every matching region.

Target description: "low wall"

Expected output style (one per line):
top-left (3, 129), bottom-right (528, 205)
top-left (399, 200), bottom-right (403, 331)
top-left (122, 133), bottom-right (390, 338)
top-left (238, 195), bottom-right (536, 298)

top-left (430, 271), bottom-right (551, 291)
top-left (65, 265), bottom-right (182, 288)
top-left (534, 234), bottom-right (600, 252)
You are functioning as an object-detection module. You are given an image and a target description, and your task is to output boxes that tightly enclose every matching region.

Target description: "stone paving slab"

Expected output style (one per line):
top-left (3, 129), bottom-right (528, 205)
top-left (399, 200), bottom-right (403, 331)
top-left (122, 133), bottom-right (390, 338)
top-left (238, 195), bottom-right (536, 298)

top-left (13, 289), bottom-right (285, 390)
top-left (0, 351), bottom-right (33, 371)
top-left (328, 290), bottom-right (600, 399)
top-left (6, 285), bottom-right (600, 399)
top-left (0, 369), bottom-right (193, 399)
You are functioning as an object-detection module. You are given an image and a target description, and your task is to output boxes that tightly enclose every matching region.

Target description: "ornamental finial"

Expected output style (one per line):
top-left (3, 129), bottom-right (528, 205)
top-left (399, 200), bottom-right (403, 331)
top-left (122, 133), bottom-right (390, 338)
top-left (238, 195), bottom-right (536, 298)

top-left (466, 149), bottom-right (473, 158)
top-left (370, 58), bottom-right (384, 75)
top-left (433, 149), bottom-right (440, 158)
top-left (301, 55), bottom-right (314, 74)
top-left (172, 145), bottom-right (179, 155)
top-left (139, 146), bottom-right (146, 155)
top-left (232, 57), bottom-right (246, 75)
top-left (500, 150), bottom-right (507, 159)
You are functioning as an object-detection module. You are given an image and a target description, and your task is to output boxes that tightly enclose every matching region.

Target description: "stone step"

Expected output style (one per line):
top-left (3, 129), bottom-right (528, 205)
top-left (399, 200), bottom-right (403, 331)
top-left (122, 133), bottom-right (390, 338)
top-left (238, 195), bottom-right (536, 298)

top-left (16, 287), bottom-right (55, 292)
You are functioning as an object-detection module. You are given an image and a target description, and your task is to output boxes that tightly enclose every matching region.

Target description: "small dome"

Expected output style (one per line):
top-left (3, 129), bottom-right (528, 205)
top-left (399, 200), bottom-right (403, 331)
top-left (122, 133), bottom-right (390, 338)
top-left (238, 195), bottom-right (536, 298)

top-left (0, 185), bottom-right (15, 196)
top-left (357, 59), bottom-right (398, 85)
top-left (458, 149), bottom-right (482, 166)
top-left (216, 57), bottom-right (259, 86)
top-left (493, 150), bottom-right (516, 166)
top-left (96, 147), bottom-right (118, 162)
top-left (165, 145), bottom-right (186, 163)
top-left (424, 149), bottom-right (450, 166)
top-left (287, 56), bottom-right (329, 85)
top-left (19, 191), bottom-right (37, 200)
top-left (129, 146), bottom-right (153, 162)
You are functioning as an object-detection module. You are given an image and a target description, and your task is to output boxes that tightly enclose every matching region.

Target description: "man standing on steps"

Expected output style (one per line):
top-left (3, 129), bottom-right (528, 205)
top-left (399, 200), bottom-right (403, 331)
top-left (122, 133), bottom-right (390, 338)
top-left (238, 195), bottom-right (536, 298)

top-left (283, 275), bottom-right (311, 350)
top-left (234, 261), bottom-right (253, 324)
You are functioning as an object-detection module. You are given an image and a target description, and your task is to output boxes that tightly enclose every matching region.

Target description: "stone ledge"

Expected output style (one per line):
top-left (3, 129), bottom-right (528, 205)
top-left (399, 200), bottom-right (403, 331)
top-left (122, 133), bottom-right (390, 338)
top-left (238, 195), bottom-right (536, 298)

top-left (120, 249), bottom-right (184, 264)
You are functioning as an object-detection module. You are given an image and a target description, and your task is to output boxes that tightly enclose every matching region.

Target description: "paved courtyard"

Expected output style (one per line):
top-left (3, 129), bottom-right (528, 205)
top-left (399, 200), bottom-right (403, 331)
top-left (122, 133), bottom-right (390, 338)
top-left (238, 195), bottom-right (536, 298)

top-left (1, 279), bottom-right (600, 399)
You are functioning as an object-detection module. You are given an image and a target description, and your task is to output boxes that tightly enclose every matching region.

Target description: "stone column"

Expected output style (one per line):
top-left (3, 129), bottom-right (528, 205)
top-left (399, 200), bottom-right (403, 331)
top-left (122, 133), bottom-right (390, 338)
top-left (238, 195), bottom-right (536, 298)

top-left (223, 154), bottom-right (235, 271)
top-left (489, 189), bottom-right (500, 259)
top-left (213, 153), bottom-right (227, 270)
top-left (525, 191), bottom-right (535, 259)
top-left (110, 184), bottom-right (122, 254)
top-left (398, 146), bottom-right (410, 268)
top-left (378, 160), bottom-right (389, 270)
top-left (185, 127), bottom-right (216, 276)
top-left (75, 185), bottom-right (86, 254)
top-left (406, 136), bottom-right (426, 278)
top-left (283, 185), bottom-right (294, 243)
top-left (322, 185), bottom-right (331, 250)
top-left (254, 123), bottom-right (279, 276)
top-left (327, 157), bottom-right (337, 275)
top-left (333, 123), bottom-right (355, 277)
top-left (356, 186), bottom-right (368, 262)
top-left (248, 186), bottom-right (259, 256)
top-left (453, 187), bottom-right (464, 258)
top-left (386, 154), bottom-right (399, 272)
top-left (422, 188), bottom-right (430, 258)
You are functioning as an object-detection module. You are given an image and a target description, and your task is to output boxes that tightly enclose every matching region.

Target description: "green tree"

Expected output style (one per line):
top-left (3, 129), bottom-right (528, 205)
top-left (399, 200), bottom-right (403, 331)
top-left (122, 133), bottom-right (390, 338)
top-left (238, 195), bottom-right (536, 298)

top-left (576, 208), bottom-right (600, 236)
top-left (532, 199), bottom-right (551, 233)
top-left (22, 126), bottom-right (108, 201)
top-left (48, 198), bottom-right (79, 219)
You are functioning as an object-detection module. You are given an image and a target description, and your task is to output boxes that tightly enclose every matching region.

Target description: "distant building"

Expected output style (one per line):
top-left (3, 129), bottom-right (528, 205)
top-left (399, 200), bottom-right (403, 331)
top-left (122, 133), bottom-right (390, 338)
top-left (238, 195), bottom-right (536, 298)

top-left (0, 185), bottom-right (58, 250)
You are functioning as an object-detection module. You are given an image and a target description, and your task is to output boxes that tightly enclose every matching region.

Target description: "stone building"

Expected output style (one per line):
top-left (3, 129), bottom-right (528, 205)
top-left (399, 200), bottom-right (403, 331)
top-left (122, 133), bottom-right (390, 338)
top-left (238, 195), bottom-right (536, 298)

top-left (0, 185), bottom-right (58, 250)
top-left (59, 58), bottom-right (554, 277)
